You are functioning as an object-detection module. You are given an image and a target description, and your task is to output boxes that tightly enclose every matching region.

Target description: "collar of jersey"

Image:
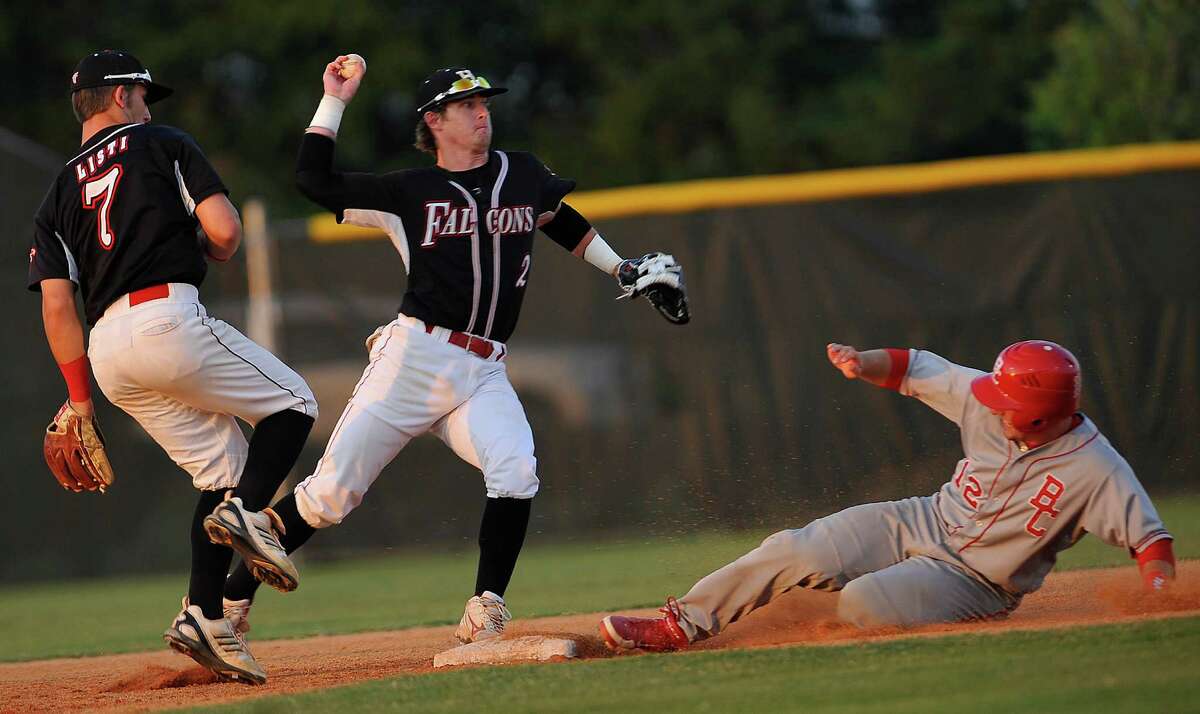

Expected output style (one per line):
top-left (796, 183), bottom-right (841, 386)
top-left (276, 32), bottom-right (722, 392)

top-left (1012, 413), bottom-right (1095, 457)
top-left (434, 150), bottom-right (495, 177)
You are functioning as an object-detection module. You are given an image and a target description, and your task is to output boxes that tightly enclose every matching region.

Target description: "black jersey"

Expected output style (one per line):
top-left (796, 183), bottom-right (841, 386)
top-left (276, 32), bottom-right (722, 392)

top-left (27, 122), bottom-right (227, 325)
top-left (296, 134), bottom-right (577, 343)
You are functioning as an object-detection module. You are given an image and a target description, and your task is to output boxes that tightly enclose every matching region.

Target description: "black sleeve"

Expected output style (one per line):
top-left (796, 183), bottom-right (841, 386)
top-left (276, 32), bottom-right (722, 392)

top-left (295, 132), bottom-right (393, 220)
top-left (27, 186), bottom-right (74, 292)
top-left (176, 132), bottom-right (228, 209)
top-left (532, 155), bottom-right (576, 213)
top-left (539, 202), bottom-right (593, 252)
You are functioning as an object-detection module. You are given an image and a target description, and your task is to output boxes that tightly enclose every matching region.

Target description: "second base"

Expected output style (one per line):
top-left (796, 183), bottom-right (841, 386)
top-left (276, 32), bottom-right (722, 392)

top-left (433, 635), bottom-right (578, 668)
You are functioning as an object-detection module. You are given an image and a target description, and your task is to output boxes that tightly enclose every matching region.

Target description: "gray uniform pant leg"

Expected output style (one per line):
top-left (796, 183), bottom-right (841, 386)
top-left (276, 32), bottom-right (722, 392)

top-left (837, 556), bottom-right (1016, 627)
top-left (676, 496), bottom-right (1010, 639)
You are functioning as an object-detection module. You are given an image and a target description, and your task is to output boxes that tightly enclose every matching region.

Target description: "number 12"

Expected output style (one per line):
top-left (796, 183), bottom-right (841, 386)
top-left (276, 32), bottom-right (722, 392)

top-left (82, 165), bottom-right (123, 250)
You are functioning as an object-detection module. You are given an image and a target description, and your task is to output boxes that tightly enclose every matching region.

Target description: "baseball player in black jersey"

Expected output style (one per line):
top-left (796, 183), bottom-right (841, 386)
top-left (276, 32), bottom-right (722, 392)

top-left (219, 55), bottom-right (689, 643)
top-left (27, 51), bottom-right (319, 684)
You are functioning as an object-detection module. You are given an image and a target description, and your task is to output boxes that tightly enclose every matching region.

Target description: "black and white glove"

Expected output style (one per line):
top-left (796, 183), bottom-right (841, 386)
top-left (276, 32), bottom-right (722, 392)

top-left (616, 252), bottom-right (690, 325)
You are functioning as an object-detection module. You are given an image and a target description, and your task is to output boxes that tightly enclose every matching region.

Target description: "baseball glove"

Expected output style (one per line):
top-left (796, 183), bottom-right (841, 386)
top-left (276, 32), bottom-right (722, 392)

top-left (43, 401), bottom-right (115, 493)
top-left (616, 252), bottom-right (691, 325)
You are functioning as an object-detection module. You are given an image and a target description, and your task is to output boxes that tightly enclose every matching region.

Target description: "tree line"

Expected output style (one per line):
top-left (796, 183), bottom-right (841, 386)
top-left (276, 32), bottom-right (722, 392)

top-left (5, 0), bottom-right (1197, 215)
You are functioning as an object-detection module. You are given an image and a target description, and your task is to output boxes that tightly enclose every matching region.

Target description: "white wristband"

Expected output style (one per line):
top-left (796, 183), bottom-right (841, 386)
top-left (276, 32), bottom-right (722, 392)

top-left (309, 94), bottom-right (346, 135)
top-left (583, 233), bottom-right (623, 275)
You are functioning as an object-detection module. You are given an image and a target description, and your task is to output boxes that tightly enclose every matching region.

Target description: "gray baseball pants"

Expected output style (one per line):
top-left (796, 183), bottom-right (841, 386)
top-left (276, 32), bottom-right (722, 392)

top-left (675, 496), bottom-right (1020, 639)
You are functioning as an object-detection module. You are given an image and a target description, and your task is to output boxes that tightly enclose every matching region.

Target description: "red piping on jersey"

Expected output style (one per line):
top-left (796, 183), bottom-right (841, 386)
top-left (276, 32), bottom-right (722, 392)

top-left (957, 431), bottom-right (1100, 553)
top-left (882, 348), bottom-right (910, 390)
top-left (985, 442), bottom-right (1015, 499)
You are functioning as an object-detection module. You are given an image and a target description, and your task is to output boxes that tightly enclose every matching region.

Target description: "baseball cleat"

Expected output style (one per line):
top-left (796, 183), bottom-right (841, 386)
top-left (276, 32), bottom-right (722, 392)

top-left (163, 598), bottom-right (266, 685)
top-left (223, 597), bottom-right (253, 635)
top-left (455, 591), bottom-right (512, 643)
top-left (600, 597), bottom-right (691, 652)
top-left (204, 495), bottom-right (299, 592)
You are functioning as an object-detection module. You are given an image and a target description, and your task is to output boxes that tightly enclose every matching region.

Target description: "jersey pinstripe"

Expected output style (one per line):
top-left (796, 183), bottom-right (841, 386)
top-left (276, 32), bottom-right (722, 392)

top-left (295, 133), bottom-right (576, 342)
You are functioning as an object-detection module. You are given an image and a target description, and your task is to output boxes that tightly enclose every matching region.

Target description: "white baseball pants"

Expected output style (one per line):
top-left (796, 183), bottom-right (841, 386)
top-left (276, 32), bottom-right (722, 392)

top-left (294, 315), bottom-right (537, 529)
top-left (88, 283), bottom-right (317, 490)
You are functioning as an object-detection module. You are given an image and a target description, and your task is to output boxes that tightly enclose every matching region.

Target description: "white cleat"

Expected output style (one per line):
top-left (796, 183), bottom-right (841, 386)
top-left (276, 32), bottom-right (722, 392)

top-left (455, 591), bottom-right (512, 643)
top-left (204, 495), bottom-right (299, 592)
top-left (163, 598), bottom-right (266, 685)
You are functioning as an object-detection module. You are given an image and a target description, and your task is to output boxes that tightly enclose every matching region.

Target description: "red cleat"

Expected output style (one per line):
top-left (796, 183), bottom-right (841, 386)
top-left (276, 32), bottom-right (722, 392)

top-left (600, 598), bottom-right (691, 651)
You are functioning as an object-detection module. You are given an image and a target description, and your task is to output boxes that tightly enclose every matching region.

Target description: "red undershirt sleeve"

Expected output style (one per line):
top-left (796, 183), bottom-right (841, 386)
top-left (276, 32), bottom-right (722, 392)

top-left (881, 348), bottom-right (911, 391)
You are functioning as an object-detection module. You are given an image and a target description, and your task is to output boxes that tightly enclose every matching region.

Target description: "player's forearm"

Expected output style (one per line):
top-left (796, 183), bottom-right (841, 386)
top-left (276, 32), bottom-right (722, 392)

top-left (306, 95), bottom-right (345, 139)
top-left (854, 349), bottom-right (898, 387)
top-left (543, 203), bottom-right (623, 275)
top-left (42, 293), bottom-right (86, 364)
top-left (42, 294), bottom-right (95, 413)
top-left (295, 132), bottom-right (344, 210)
top-left (576, 231), bottom-right (623, 276)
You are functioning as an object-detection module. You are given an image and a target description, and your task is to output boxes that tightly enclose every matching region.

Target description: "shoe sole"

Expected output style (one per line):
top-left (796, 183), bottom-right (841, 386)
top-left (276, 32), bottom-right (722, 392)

top-left (204, 511), bottom-right (298, 593)
top-left (163, 628), bottom-right (266, 685)
top-left (456, 625), bottom-right (502, 645)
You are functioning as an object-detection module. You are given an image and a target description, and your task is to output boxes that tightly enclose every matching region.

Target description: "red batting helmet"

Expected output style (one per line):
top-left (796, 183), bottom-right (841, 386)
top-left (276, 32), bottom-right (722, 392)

top-left (970, 340), bottom-right (1081, 433)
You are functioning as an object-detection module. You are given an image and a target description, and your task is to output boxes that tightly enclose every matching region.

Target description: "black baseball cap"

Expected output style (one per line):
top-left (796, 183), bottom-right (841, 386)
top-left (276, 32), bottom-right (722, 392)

top-left (71, 50), bottom-right (173, 105)
top-left (414, 67), bottom-right (506, 115)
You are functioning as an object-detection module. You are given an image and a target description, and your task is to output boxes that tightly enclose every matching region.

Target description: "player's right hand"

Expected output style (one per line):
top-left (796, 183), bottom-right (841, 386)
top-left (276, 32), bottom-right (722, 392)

top-left (827, 343), bottom-right (862, 379)
top-left (322, 55), bottom-right (364, 103)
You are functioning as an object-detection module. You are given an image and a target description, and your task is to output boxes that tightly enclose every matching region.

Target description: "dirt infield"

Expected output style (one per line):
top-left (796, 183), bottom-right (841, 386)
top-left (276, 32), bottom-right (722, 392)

top-left (2, 563), bottom-right (1196, 713)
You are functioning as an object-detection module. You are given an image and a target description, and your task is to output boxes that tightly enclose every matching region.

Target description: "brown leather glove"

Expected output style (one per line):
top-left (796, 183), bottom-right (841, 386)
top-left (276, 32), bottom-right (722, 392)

top-left (43, 401), bottom-right (115, 493)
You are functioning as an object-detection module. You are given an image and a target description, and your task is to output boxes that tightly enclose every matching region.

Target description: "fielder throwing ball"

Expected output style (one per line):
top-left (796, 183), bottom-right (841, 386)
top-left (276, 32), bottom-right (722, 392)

top-left (601, 340), bottom-right (1175, 650)
top-left (219, 55), bottom-right (689, 642)
top-left (28, 51), bottom-right (317, 683)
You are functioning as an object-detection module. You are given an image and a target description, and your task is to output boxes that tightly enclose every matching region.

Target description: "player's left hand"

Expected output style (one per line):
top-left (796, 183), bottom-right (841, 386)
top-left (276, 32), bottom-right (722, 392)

top-left (616, 252), bottom-right (690, 325)
top-left (43, 401), bottom-right (115, 493)
top-left (827, 343), bottom-right (863, 379)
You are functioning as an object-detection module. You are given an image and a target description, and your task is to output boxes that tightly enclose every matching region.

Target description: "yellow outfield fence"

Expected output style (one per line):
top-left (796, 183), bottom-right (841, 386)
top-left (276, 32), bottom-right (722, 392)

top-left (305, 141), bottom-right (1200, 243)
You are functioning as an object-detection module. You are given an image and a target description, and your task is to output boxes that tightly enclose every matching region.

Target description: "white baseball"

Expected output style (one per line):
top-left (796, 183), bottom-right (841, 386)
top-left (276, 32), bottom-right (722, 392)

top-left (339, 54), bottom-right (366, 79)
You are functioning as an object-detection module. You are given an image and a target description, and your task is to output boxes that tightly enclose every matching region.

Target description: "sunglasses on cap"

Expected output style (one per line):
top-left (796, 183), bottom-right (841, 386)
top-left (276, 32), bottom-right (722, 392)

top-left (102, 70), bottom-right (155, 83)
top-left (417, 75), bottom-right (493, 114)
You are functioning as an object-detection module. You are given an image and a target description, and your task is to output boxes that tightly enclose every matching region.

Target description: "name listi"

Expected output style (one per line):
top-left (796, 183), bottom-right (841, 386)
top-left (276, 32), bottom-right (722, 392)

top-left (75, 136), bottom-right (130, 182)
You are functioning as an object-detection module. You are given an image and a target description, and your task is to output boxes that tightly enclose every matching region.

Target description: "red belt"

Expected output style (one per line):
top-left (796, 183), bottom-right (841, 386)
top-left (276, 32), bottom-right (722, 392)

top-left (425, 324), bottom-right (501, 360)
top-left (129, 284), bottom-right (170, 306)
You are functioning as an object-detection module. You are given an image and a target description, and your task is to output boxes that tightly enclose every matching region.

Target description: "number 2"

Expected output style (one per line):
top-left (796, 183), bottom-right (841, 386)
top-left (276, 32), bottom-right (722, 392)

top-left (515, 254), bottom-right (531, 287)
top-left (961, 476), bottom-right (982, 509)
top-left (82, 164), bottom-right (123, 250)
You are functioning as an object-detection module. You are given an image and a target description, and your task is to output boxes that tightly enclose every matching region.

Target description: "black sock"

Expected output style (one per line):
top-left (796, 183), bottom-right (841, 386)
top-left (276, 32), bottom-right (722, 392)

top-left (189, 489), bottom-right (235, 619)
top-left (224, 492), bottom-right (317, 602)
top-left (233, 409), bottom-right (314, 510)
top-left (474, 497), bottom-right (532, 598)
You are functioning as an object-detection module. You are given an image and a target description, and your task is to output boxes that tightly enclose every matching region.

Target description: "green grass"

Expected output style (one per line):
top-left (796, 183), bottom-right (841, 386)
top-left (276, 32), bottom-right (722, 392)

top-left (1, 494), bottom-right (1196, 663)
top-left (0, 531), bottom-right (763, 662)
top-left (193, 616), bottom-right (1200, 714)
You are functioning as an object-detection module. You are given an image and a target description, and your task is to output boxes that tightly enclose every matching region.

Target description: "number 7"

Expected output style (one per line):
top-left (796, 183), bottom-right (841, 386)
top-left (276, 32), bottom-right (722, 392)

top-left (82, 165), bottom-right (123, 250)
